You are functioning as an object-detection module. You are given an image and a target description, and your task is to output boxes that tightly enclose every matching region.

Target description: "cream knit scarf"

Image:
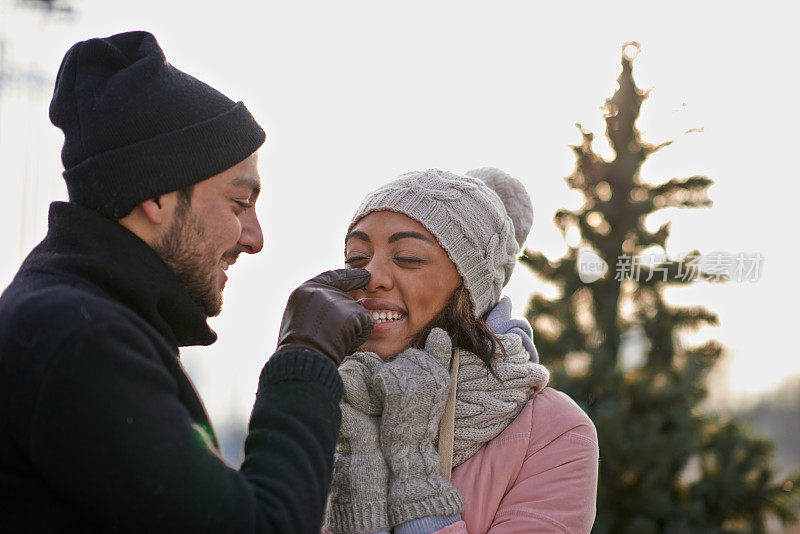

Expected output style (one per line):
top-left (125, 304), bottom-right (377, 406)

top-left (451, 332), bottom-right (550, 468)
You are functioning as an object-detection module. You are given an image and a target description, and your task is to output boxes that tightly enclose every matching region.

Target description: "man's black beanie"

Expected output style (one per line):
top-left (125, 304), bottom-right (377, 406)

top-left (49, 31), bottom-right (266, 219)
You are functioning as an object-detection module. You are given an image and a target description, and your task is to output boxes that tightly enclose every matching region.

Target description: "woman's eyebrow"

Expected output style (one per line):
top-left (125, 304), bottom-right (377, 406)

top-left (345, 230), bottom-right (370, 243)
top-left (388, 231), bottom-right (432, 244)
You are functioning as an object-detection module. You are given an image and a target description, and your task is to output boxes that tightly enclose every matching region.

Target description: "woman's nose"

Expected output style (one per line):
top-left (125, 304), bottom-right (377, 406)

top-left (363, 258), bottom-right (393, 293)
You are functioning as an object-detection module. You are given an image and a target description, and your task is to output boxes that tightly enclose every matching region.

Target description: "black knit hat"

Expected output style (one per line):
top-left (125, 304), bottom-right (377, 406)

top-left (49, 31), bottom-right (266, 219)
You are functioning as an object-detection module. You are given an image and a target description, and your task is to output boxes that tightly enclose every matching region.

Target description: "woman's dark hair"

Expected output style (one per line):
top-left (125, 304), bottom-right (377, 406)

top-left (410, 285), bottom-right (506, 373)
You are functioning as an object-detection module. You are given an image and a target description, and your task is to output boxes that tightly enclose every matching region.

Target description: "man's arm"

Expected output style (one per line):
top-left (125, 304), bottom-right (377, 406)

top-left (28, 321), bottom-right (343, 534)
top-left (25, 268), bottom-right (371, 533)
top-left (242, 348), bottom-right (344, 531)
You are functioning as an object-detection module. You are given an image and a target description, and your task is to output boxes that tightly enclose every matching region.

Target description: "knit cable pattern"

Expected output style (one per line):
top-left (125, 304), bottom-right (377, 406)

top-left (452, 332), bottom-right (550, 467)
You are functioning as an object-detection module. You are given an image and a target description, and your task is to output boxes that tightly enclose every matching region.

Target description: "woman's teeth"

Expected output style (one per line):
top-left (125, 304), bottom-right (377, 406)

top-left (371, 311), bottom-right (404, 324)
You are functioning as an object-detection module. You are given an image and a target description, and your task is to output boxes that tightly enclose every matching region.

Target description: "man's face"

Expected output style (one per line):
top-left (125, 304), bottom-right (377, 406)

top-left (153, 152), bottom-right (263, 316)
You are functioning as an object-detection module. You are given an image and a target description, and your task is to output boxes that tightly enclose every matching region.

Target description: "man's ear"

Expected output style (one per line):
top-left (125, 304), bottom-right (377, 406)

top-left (140, 195), bottom-right (173, 225)
top-left (118, 192), bottom-right (180, 245)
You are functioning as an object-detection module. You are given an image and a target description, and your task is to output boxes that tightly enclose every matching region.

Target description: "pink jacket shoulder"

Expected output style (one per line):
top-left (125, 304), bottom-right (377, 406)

top-left (439, 387), bottom-right (599, 533)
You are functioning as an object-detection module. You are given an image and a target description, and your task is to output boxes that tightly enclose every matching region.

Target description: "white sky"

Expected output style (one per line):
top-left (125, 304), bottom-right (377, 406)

top-left (1, 0), bottom-right (798, 434)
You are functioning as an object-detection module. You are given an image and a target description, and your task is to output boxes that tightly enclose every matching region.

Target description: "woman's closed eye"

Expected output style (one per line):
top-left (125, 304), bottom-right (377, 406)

top-left (394, 256), bottom-right (425, 265)
top-left (344, 255), bottom-right (426, 267)
top-left (344, 256), bottom-right (370, 267)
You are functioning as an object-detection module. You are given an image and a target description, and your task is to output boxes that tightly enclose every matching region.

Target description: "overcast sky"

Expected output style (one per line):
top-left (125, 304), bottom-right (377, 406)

top-left (1, 0), bottom-right (798, 437)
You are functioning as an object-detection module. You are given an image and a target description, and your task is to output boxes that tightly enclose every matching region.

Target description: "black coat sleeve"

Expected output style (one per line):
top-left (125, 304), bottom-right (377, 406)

top-left (27, 320), bottom-right (342, 533)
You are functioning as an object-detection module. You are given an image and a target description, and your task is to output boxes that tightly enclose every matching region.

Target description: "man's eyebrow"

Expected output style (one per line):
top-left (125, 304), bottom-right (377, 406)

top-left (388, 231), bottom-right (432, 244)
top-left (232, 176), bottom-right (261, 198)
top-left (345, 230), bottom-right (370, 243)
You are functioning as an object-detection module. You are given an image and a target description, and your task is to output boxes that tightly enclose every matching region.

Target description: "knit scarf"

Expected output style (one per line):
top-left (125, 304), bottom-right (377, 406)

top-left (452, 332), bottom-right (550, 468)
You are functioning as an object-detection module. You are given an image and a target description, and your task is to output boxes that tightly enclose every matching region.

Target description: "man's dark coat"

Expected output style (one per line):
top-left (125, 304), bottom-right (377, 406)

top-left (0, 201), bottom-right (342, 533)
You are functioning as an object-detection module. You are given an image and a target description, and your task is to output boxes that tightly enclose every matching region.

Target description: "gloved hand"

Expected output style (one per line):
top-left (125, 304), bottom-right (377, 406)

top-left (326, 352), bottom-right (390, 534)
top-left (372, 328), bottom-right (464, 526)
top-left (277, 269), bottom-right (373, 365)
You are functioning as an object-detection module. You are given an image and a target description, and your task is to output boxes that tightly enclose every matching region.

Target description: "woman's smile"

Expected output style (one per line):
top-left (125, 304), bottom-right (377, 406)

top-left (358, 297), bottom-right (407, 333)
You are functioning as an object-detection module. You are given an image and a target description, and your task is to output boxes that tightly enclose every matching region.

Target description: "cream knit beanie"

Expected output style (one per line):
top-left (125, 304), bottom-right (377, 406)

top-left (348, 168), bottom-right (533, 317)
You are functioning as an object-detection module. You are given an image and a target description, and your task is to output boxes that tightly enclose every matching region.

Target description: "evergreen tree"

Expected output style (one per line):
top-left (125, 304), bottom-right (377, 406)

top-left (521, 43), bottom-right (800, 533)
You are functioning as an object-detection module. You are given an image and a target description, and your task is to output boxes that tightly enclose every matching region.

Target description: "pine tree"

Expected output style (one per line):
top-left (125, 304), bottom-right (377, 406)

top-left (521, 43), bottom-right (800, 533)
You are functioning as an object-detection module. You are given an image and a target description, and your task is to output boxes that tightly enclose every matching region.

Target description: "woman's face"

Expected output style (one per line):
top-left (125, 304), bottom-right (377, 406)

top-left (345, 211), bottom-right (461, 359)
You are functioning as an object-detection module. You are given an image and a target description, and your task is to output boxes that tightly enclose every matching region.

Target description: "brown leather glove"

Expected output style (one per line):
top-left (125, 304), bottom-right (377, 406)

top-left (276, 269), bottom-right (373, 365)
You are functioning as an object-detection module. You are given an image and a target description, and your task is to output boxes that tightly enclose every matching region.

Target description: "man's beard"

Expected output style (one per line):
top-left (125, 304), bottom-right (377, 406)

top-left (152, 201), bottom-right (223, 317)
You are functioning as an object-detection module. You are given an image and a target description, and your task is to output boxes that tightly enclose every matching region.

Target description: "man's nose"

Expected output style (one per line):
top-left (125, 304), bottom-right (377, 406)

top-left (238, 208), bottom-right (264, 254)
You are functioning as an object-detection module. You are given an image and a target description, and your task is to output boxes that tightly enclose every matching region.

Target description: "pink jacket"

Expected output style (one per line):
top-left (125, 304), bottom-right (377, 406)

top-left (436, 387), bottom-right (599, 533)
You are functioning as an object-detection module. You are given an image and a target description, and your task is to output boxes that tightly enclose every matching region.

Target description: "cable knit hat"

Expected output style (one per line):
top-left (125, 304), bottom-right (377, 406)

top-left (349, 168), bottom-right (533, 317)
top-left (49, 31), bottom-right (266, 219)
